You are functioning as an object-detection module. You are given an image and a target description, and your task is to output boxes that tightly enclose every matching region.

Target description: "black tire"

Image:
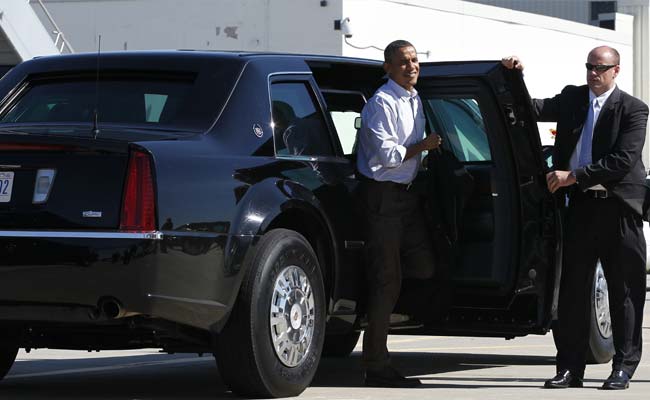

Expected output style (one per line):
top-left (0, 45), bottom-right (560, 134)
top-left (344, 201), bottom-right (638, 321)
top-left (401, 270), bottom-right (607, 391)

top-left (551, 262), bottom-right (614, 364)
top-left (586, 262), bottom-right (615, 364)
top-left (0, 343), bottom-right (18, 381)
top-left (214, 229), bottom-right (326, 398)
top-left (321, 331), bottom-right (360, 358)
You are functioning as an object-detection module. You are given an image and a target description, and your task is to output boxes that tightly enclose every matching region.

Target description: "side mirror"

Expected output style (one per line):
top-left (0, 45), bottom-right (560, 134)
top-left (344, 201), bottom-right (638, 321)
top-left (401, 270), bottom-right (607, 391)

top-left (354, 117), bottom-right (362, 130)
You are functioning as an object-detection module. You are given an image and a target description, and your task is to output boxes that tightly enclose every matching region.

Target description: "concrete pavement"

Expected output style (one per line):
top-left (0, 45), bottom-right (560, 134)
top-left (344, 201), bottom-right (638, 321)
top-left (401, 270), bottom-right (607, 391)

top-left (3, 296), bottom-right (649, 399)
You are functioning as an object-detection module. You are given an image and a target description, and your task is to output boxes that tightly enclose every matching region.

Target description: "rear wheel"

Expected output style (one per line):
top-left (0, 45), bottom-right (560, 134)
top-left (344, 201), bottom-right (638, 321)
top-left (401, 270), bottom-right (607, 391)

top-left (586, 262), bottom-right (614, 364)
top-left (551, 262), bottom-right (614, 364)
top-left (214, 229), bottom-right (326, 398)
top-left (321, 331), bottom-right (360, 358)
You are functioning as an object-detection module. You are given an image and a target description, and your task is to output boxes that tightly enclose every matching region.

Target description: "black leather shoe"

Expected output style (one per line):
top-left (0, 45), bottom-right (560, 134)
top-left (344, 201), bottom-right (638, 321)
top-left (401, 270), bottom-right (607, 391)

top-left (543, 369), bottom-right (583, 388)
top-left (364, 366), bottom-right (422, 388)
top-left (602, 370), bottom-right (630, 390)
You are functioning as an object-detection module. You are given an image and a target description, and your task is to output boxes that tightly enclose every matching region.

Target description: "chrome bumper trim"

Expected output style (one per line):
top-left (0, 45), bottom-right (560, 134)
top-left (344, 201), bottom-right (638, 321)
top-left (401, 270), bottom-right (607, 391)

top-left (0, 230), bottom-right (164, 240)
top-left (147, 294), bottom-right (227, 309)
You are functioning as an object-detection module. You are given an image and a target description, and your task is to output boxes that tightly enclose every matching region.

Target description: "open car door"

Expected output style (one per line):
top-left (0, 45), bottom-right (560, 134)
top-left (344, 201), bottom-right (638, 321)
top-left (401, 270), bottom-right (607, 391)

top-left (414, 61), bottom-right (560, 336)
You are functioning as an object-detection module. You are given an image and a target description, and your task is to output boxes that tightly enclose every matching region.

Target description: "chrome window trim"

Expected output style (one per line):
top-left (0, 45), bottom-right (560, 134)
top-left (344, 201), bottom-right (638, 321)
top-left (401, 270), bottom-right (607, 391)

top-left (274, 154), bottom-right (350, 164)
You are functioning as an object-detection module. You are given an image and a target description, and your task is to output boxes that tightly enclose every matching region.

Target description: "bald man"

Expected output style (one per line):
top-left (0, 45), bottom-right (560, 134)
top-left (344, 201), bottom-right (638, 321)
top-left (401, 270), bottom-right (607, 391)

top-left (503, 47), bottom-right (648, 390)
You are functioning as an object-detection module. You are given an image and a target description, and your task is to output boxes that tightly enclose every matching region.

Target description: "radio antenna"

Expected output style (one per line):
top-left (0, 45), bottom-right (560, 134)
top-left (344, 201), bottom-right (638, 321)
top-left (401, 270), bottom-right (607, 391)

top-left (92, 35), bottom-right (101, 139)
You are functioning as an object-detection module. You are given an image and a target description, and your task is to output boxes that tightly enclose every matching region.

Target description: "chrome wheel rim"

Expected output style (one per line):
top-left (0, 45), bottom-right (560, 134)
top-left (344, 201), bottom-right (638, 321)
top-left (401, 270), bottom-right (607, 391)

top-left (594, 262), bottom-right (612, 339)
top-left (269, 265), bottom-right (315, 367)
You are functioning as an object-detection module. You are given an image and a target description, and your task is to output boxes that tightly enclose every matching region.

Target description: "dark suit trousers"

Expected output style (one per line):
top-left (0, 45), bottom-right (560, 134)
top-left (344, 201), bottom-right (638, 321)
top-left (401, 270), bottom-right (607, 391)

top-left (557, 191), bottom-right (646, 377)
top-left (358, 180), bottom-right (435, 370)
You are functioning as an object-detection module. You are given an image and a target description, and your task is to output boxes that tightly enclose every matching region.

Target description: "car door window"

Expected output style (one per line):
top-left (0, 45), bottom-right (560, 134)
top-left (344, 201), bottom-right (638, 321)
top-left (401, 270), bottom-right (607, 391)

top-left (321, 91), bottom-right (366, 156)
top-left (270, 82), bottom-right (334, 157)
top-left (425, 98), bottom-right (491, 162)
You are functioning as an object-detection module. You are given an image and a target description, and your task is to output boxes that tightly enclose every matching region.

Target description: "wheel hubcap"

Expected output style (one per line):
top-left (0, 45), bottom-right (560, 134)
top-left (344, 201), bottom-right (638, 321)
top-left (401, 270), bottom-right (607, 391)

top-left (269, 265), bottom-right (315, 367)
top-left (594, 262), bottom-right (612, 339)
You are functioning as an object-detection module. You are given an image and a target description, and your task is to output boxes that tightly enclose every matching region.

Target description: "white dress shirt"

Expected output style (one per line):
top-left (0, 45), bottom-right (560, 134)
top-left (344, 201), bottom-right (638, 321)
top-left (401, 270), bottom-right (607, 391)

top-left (570, 85), bottom-right (616, 190)
top-left (356, 79), bottom-right (426, 184)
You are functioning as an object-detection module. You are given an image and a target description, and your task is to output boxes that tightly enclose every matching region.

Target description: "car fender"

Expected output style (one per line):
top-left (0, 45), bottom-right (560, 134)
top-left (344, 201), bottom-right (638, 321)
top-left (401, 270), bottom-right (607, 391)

top-left (217, 178), bottom-right (337, 326)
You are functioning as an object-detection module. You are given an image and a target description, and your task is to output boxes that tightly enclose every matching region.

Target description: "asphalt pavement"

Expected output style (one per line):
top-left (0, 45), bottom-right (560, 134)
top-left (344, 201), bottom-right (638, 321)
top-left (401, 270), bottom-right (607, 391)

top-left (2, 295), bottom-right (649, 400)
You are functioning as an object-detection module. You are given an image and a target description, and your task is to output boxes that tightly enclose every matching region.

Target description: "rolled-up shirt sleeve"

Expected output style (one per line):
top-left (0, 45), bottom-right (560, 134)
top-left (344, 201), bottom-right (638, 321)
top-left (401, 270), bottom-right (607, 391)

top-left (363, 96), bottom-right (406, 168)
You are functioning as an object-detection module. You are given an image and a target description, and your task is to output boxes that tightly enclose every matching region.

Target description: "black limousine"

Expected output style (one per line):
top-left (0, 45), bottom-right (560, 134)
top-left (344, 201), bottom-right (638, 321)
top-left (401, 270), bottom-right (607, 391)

top-left (0, 51), bottom-right (613, 397)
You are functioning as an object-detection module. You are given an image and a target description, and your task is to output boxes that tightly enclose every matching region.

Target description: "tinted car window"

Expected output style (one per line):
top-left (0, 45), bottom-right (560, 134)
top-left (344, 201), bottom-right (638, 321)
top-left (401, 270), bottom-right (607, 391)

top-left (0, 77), bottom-right (198, 129)
top-left (271, 82), bottom-right (334, 157)
top-left (426, 97), bottom-right (492, 162)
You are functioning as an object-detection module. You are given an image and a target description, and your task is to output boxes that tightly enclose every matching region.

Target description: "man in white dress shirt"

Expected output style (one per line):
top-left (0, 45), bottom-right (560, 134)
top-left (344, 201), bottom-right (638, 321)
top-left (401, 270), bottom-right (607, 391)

top-left (356, 40), bottom-right (442, 388)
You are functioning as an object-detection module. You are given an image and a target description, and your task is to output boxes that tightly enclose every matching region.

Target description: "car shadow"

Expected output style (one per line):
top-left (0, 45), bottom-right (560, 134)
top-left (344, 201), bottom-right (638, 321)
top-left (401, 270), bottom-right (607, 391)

top-left (2, 353), bottom-right (231, 400)
top-left (314, 352), bottom-right (650, 389)
top-left (312, 351), bottom-right (557, 389)
top-left (2, 351), bottom-right (646, 398)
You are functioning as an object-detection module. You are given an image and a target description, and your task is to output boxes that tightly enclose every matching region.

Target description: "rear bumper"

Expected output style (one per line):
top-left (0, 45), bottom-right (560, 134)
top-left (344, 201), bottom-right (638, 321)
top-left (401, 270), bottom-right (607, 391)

top-left (0, 230), bottom-right (163, 239)
top-left (0, 230), bottom-right (254, 331)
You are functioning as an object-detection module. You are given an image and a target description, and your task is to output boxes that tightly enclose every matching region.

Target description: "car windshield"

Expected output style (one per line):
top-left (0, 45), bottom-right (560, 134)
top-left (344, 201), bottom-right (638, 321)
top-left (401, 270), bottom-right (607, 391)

top-left (0, 73), bottom-right (223, 134)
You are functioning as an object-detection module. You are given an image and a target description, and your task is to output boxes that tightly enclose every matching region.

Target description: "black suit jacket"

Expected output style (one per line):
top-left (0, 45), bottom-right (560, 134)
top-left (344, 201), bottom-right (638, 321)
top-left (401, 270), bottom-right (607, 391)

top-left (534, 85), bottom-right (649, 217)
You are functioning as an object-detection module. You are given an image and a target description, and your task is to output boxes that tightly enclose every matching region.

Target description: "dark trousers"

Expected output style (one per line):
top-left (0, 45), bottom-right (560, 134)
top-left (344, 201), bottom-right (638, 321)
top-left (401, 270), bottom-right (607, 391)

top-left (556, 192), bottom-right (646, 377)
top-left (358, 180), bottom-right (435, 370)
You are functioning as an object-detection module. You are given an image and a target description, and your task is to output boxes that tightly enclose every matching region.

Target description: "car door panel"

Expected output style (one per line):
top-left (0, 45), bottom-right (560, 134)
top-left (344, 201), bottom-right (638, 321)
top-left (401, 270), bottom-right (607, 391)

top-left (415, 62), bottom-right (558, 330)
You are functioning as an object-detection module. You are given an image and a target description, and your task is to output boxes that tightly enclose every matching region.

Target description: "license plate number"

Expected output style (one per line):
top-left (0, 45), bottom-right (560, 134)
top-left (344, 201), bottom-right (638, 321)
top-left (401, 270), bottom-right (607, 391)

top-left (0, 172), bottom-right (14, 203)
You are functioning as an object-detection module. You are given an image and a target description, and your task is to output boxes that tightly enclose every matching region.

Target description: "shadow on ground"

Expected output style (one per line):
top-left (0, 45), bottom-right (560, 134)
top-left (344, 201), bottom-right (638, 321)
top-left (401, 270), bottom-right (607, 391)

top-left (312, 351), bottom-right (557, 389)
top-left (0, 350), bottom-right (572, 399)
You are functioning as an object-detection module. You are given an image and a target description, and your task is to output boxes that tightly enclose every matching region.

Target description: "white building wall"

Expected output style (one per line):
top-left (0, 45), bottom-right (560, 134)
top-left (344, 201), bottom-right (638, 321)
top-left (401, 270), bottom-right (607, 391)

top-left (467, 0), bottom-right (591, 23)
top-left (35, 0), bottom-right (344, 54)
top-left (342, 1), bottom-right (632, 99)
top-left (464, 0), bottom-right (650, 157)
top-left (35, 0), bottom-right (271, 52)
top-left (0, 0), bottom-right (59, 63)
top-left (38, 0), bottom-right (634, 96)
top-left (620, 2), bottom-right (650, 101)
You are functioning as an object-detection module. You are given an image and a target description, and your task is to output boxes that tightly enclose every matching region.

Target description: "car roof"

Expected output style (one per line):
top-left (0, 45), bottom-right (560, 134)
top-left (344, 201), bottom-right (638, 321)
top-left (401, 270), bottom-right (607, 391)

top-left (30, 49), bottom-right (382, 66)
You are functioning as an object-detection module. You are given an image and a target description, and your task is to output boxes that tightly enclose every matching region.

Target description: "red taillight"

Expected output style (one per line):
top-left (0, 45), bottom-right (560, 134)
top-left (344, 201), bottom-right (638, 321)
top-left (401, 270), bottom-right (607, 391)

top-left (120, 150), bottom-right (156, 231)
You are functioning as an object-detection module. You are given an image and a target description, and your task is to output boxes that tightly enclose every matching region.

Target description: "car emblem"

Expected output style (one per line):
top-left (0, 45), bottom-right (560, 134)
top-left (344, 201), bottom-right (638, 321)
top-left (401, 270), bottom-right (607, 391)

top-left (82, 211), bottom-right (103, 218)
top-left (253, 124), bottom-right (264, 138)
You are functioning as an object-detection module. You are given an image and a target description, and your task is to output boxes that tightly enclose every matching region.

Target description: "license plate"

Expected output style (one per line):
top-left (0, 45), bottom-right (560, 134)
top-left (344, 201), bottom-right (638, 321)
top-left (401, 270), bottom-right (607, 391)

top-left (0, 171), bottom-right (14, 203)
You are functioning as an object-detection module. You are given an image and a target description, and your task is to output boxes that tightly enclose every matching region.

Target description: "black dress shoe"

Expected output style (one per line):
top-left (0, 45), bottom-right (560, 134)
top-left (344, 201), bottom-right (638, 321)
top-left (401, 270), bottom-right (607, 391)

top-left (602, 370), bottom-right (630, 390)
top-left (364, 366), bottom-right (422, 388)
top-left (543, 369), bottom-right (583, 388)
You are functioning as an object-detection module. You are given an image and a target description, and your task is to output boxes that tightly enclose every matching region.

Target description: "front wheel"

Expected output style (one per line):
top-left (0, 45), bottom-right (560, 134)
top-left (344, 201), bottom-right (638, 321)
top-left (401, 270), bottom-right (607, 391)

top-left (214, 229), bottom-right (326, 398)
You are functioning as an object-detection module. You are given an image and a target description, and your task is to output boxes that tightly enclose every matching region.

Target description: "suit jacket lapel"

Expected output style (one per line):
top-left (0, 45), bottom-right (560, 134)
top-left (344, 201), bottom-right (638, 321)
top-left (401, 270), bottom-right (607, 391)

top-left (560, 88), bottom-right (590, 166)
top-left (594, 86), bottom-right (620, 129)
top-left (592, 86), bottom-right (620, 154)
